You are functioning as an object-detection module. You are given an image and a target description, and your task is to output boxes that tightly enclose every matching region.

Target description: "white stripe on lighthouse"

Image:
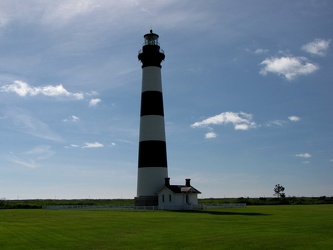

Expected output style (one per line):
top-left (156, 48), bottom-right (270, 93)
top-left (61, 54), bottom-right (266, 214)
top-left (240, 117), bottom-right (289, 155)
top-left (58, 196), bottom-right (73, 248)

top-left (142, 67), bottom-right (162, 92)
top-left (139, 115), bottom-right (166, 142)
top-left (137, 167), bottom-right (168, 196)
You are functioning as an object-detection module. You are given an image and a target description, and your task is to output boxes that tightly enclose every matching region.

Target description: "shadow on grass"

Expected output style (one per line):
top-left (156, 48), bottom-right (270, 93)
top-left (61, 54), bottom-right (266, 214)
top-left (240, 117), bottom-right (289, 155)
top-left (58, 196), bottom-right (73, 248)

top-left (171, 210), bottom-right (270, 216)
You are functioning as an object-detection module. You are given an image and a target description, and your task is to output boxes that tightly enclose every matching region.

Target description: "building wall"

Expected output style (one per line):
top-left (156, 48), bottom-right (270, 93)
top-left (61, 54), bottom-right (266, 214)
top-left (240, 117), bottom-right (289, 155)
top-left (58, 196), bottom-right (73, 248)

top-left (187, 193), bottom-right (199, 205)
top-left (158, 187), bottom-right (199, 210)
top-left (158, 187), bottom-right (173, 207)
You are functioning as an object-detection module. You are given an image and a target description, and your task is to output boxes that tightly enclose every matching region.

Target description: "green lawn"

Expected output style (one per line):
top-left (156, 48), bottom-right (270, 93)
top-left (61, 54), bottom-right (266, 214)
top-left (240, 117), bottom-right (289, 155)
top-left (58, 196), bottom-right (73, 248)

top-left (0, 205), bottom-right (332, 249)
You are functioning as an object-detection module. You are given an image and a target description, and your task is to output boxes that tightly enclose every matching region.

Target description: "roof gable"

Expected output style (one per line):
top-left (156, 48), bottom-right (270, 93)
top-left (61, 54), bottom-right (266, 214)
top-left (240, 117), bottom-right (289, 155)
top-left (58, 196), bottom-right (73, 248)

top-left (159, 185), bottom-right (201, 194)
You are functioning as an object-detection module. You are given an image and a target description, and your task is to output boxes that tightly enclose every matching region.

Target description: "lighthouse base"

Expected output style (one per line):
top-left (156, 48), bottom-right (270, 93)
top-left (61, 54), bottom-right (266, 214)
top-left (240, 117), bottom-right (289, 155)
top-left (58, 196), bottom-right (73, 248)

top-left (134, 196), bottom-right (158, 206)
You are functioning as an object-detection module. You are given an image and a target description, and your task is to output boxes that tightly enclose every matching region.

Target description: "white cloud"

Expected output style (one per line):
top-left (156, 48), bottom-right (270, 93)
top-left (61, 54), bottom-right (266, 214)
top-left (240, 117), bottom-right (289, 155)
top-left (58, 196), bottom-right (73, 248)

top-left (42, 1), bottom-right (100, 26)
top-left (63, 115), bottom-right (80, 122)
top-left (260, 56), bottom-right (319, 80)
top-left (205, 132), bottom-right (217, 139)
top-left (265, 120), bottom-right (286, 127)
top-left (0, 0), bottom-right (207, 32)
top-left (266, 116), bottom-right (301, 127)
top-left (3, 107), bottom-right (63, 142)
top-left (72, 115), bottom-right (80, 121)
top-left (66, 142), bottom-right (105, 149)
top-left (302, 39), bottom-right (331, 56)
top-left (24, 145), bottom-right (50, 154)
top-left (234, 124), bottom-right (250, 130)
top-left (89, 98), bottom-right (101, 107)
top-left (254, 48), bottom-right (269, 54)
top-left (23, 145), bottom-right (55, 160)
top-left (0, 80), bottom-right (84, 99)
top-left (9, 157), bottom-right (37, 169)
top-left (295, 153), bottom-right (312, 158)
top-left (8, 145), bottom-right (54, 169)
top-left (86, 91), bottom-right (99, 96)
top-left (191, 112), bottom-right (257, 131)
top-left (66, 144), bottom-right (80, 148)
top-left (288, 116), bottom-right (301, 122)
top-left (82, 142), bottom-right (104, 148)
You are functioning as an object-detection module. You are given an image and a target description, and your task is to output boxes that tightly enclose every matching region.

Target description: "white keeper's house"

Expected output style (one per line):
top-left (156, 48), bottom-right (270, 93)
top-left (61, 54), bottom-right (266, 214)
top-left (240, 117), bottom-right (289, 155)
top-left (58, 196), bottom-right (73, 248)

top-left (157, 178), bottom-right (201, 210)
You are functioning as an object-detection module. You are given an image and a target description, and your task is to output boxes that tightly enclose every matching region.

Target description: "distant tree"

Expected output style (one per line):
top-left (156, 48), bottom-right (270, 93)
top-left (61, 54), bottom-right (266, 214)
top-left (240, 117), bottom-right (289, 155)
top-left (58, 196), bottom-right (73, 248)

top-left (0, 198), bottom-right (6, 208)
top-left (274, 184), bottom-right (285, 198)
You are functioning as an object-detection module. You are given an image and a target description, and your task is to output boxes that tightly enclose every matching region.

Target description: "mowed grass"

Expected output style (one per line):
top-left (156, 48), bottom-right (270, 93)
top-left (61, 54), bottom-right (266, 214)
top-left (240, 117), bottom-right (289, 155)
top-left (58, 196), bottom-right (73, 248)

top-left (0, 205), bottom-right (332, 250)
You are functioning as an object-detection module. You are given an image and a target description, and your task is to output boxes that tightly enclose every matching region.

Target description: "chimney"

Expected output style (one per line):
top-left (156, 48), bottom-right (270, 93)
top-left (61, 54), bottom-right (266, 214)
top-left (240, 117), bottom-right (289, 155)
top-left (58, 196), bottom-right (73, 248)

top-left (165, 177), bottom-right (170, 186)
top-left (185, 179), bottom-right (191, 187)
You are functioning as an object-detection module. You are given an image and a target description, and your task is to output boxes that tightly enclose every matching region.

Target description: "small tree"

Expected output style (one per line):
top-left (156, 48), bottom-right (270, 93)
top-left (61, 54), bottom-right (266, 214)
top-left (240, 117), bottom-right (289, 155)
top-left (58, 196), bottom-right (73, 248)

top-left (273, 184), bottom-right (285, 198)
top-left (0, 198), bottom-right (6, 208)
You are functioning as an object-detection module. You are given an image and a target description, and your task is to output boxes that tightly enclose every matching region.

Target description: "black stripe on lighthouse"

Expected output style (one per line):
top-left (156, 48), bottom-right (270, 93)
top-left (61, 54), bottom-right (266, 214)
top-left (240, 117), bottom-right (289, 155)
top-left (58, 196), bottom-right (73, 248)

top-left (138, 140), bottom-right (167, 168)
top-left (140, 91), bottom-right (164, 116)
top-left (138, 88), bottom-right (167, 168)
top-left (138, 46), bottom-right (165, 68)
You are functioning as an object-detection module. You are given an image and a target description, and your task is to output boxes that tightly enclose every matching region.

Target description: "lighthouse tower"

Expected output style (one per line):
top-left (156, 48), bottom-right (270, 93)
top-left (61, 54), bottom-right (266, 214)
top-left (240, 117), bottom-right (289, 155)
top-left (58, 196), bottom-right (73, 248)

top-left (135, 30), bottom-right (168, 206)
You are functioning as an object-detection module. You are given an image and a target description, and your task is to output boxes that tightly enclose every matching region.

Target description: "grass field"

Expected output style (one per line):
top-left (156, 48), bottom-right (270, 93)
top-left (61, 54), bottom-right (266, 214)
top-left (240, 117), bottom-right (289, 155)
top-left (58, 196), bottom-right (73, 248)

top-left (1, 205), bottom-right (332, 249)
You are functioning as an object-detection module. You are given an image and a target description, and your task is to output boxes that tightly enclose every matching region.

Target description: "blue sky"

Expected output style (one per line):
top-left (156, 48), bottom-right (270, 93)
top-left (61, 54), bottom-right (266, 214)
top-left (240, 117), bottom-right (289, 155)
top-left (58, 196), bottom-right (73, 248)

top-left (0, 0), bottom-right (332, 199)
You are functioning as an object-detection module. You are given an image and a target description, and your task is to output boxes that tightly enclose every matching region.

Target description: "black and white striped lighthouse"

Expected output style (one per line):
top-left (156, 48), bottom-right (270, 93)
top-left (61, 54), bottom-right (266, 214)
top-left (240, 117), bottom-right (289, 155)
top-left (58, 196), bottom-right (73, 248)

top-left (135, 30), bottom-right (168, 206)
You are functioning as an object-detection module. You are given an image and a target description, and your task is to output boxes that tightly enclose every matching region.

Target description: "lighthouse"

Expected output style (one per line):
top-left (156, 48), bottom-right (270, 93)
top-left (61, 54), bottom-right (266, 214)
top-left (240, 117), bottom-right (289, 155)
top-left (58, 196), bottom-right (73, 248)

top-left (135, 30), bottom-right (168, 206)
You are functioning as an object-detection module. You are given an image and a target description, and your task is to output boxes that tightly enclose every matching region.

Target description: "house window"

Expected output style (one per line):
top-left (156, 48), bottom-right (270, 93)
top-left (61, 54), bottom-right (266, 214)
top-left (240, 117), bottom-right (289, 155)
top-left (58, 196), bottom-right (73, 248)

top-left (169, 194), bottom-right (172, 202)
top-left (186, 194), bottom-right (189, 204)
top-left (162, 195), bottom-right (165, 202)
